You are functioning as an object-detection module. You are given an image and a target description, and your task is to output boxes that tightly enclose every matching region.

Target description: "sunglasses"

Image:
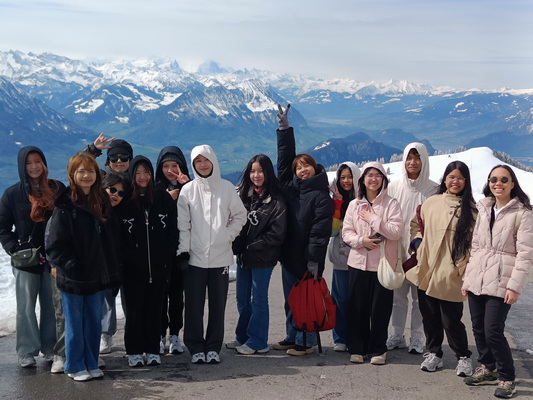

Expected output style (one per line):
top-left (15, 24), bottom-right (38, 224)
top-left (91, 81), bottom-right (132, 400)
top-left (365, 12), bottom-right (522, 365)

top-left (109, 155), bottom-right (130, 163)
top-left (488, 176), bottom-right (511, 184)
top-left (107, 187), bottom-right (126, 197)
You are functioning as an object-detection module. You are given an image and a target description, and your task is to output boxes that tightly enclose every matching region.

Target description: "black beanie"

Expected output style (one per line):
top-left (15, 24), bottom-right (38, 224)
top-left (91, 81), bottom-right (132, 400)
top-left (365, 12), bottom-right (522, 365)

top-left (107, 139), bottom-right (133, 158)
top-left (160, 153), bottom-right (182, 166)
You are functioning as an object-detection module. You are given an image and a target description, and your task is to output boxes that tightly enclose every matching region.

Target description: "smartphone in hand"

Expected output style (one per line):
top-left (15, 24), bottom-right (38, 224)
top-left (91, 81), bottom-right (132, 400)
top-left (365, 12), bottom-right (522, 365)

top-left (369, 232), bottom-right (385, 243)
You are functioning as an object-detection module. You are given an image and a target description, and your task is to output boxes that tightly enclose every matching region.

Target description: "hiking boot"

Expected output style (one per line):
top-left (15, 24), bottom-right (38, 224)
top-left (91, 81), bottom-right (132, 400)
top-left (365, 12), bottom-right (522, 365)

top-left (51, 355), bottom-right (64, 374)
top-left (386, 333), bottom-right (407, 350)
top-left (333, 343), bottom-right (347, 352)
top-left (272, 340), bottom-right (295, 350)
top-left (146, 353), bottom-right (161, 366)
top-left (456, 356), bottom-right (473, 377)
top-left (99, 333), bottom-right (114, 354)
top-left (159, 336), bottom-right (166, 355)
top-left (191, 352), bottom-right (206, 364)
top-left (225, 339), bottom-right (242, 350)
top-left (370, 352), bottom-right (387, 365)
top-left (236, 344), bottom-right (270, 355)
top-left (20, 356), bottom-right (36, 368)
top-left (464, 365), bottom-right (498, 386)
top-left (128, 354), bottom-right (144, 367)
top-left (408, 337), bottom-right (425, 354)
top-left (88, 368), bottom-right (104, 379)
top-left (494, 381), bottom-right (516, 398)
top-left (350, 354), bottom-right (364, 363)
top-left (287, 345), bottom-right (313, 356)
top-left (67, 370), bottom-right (92, 382)
top-left (169, 335), bottom-right (184, 354)
top-left (206, 351), bottom-right (220, 364)
top-left (421, 352), bottom-right (443, 372)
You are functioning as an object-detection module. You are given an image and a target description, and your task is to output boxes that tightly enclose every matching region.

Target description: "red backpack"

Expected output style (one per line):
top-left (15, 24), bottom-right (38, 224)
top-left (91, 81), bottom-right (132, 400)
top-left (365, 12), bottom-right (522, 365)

top-left (288, 271), bottom-right (337, 352)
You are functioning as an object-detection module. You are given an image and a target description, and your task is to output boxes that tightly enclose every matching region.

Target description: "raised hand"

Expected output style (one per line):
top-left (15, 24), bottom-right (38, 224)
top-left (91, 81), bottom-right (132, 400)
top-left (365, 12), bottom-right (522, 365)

top-left (167, 164), bottom-right (190, 185)
top-left (329, 183), bottom-right (342, 201)
top-left (93, 132), bottom-right (115, 150)
top-left (277, 104), bottom-right (290, 130)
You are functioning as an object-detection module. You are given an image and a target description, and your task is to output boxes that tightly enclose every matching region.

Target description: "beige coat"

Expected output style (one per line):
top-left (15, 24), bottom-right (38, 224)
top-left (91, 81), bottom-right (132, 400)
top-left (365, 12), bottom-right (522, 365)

top-left (462, 197), bottom-right (533, 298)
top-left (406, 193), bottom-right (476, 302)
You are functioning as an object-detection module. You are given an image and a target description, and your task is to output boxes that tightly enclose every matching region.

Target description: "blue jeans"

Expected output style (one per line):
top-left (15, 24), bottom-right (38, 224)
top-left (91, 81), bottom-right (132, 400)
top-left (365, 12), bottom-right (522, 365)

top-left (101, 289), bottom-right (117, 336)
top-left (13, 268), bottom-right (56, 358)
top-left (235, 265), bottom-right (274, 350)
top-left (62, 291), bottom-right (104, 374)
top-left (331, 269), bottom-right (349, 345)
top-left (281, 267), bottom-right (317, 347)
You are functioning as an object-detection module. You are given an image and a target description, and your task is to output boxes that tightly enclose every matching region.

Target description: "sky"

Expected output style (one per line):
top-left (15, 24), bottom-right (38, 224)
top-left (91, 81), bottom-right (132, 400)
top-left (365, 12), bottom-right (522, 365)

top-left (0, 0), bottom-right (531, 90)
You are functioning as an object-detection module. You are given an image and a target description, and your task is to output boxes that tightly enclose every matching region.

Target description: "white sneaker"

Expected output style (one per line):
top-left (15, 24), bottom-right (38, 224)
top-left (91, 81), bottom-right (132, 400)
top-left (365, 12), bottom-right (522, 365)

top-left (128, 354), bottom-right (145, 367)
top-left (408, 337), bottom-right (425, 354)
top-left (146, 353), bottom-right (161, 366)
top-left (191, 352), bottom-right (206, 364)
top-left (51, 355), bottom-right (65, 374)
top-left (20, 356), bottom-right (36, 368)
top-left (159, 336), bottom-right (166, 355)
top-left (421, 352), bottom-right (443, 372)
top-left (456, 356), bottom-right (473, 377)
top-left (68, 370), bottom-right (92, 382)
top-left (88, 368), bottom-right (104, 379)
top-left (386, 333), bottom-right (407, 350)
top-left (43, 354), bottom-right (54, 363)
top-left (334, 343), bottom-right (347, 352)
top-left (99, 333), bottom-right (114, 354)
top-left (235, 344), bottom-right (270, 355)
top-left (169, 335), bottom-right (184, 354)
top-left (225, 339), bottom-right (242, 349)
top-left (206, 351), bottom-right (220, 364)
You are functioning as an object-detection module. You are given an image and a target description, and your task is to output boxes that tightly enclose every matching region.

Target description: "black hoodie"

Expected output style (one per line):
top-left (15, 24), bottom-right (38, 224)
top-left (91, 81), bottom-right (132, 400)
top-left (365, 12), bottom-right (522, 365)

top-left (154, 146), bottom-right (190, 192)
top-left (0, 146), bottom-right (64, 272)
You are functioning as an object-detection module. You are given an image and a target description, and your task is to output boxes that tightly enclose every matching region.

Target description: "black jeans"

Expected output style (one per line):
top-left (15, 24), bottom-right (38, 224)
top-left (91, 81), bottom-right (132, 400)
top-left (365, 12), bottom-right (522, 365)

top-left (468, 292), bottom-right (514, 381)
top-left (346, 268), bottom-right (393, 357)
top-left (161, 263), bottom-right (185, 336)
top-left (418, 289), bottom-right (471, 359)
top-left (183, 265), bottom-right (229, 356)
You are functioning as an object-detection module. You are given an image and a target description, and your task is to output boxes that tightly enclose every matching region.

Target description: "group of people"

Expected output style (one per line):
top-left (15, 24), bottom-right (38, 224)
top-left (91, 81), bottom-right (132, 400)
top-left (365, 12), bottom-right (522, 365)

top-left (1, 105), bottom-right (531, 399)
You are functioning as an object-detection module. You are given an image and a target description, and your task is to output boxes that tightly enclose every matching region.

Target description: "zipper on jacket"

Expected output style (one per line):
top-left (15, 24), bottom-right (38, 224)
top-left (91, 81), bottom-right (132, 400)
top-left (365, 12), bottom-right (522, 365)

top-left (144, 208), bottom-right (153, 284)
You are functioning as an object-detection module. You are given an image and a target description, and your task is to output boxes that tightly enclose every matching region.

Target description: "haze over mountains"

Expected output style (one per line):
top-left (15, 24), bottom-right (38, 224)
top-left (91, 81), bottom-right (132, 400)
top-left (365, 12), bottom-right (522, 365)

top-left (0, 50), bottom-right (532, 189)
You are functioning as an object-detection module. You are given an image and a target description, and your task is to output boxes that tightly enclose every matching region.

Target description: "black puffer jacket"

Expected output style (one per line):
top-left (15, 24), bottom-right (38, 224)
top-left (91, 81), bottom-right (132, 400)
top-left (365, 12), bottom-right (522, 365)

top-left (0, 146), bottom-right (64, 273)
top-left (232, 190), bottom-right (287, 268)
top-left (45, 188), bottom-right (121, 295)
top-left (277, 127), bottom-right (334, 279)
top-left (118, 156), bottom-right (178, 282)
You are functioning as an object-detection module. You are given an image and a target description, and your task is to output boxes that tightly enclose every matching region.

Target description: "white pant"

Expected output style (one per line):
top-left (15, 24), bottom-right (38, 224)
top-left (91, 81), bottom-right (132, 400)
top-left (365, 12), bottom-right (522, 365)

top-left (390, 279), bottom-right (424, 340)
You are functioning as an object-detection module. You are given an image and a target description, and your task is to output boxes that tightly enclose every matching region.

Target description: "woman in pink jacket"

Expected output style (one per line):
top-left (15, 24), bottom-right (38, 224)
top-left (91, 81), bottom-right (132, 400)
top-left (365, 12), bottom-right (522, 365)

top-left (342, 161), bottom-right (403, 365)
top-left (462, 165), bottom-right (533, 399)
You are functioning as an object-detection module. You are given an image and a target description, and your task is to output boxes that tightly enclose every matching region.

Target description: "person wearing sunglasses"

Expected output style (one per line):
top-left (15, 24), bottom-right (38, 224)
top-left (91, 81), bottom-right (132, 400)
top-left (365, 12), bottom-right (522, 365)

top-left (80, 132), bottom-right (134, 178)
top-left (462, 165), bottom-right (533, 399)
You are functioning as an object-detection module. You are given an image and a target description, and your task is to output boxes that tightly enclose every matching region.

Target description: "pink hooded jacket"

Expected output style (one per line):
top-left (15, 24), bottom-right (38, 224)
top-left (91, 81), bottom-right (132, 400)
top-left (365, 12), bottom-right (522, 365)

top-left (342, 162), bottom-right (403, 272)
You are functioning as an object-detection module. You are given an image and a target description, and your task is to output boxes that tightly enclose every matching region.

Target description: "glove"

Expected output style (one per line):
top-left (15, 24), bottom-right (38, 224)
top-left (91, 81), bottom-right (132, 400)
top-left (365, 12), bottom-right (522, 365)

top-left (277, 104), bottom-right (290, 130)
top-left (177, 252), bottom-right (190, 272)
top-left (410, 238), bottom-right (422, 252)
top-left (307, 261), bottom-right (319, 280)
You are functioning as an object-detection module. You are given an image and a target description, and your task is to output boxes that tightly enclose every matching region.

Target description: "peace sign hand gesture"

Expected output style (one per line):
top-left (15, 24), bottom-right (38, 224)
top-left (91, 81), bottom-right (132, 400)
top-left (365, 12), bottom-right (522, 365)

top-left (167, 164), bottom-right (190, 185)
top-left (329, 183), bottom-right (343, 201)
top-left (277, 104), bottom-right (290, 130)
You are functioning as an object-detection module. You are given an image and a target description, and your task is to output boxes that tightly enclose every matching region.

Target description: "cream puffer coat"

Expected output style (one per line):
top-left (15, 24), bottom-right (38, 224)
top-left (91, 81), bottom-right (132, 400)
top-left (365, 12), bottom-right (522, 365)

top-left (406, 193), bottom-right (476, 302)
top-left (462, 197), bottom-right (533, 298)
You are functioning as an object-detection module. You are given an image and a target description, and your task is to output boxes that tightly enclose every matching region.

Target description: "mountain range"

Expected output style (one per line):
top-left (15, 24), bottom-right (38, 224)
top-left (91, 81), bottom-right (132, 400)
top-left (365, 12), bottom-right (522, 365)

top-left (0, 50), bottom-right (532, 189)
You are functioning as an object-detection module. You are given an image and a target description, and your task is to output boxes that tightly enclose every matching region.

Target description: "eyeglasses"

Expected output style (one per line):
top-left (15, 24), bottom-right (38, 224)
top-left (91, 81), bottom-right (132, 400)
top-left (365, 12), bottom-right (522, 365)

top-left (446, 175), bottom-right (465, 182)
top-left (107, 187), bottom-right (126, 197)
top-left (365, 174), bottom-right (383, 180)
top-left (109, 155), bottom-right (130, 163)
top-left (488, 176), bottom-right (511, 184)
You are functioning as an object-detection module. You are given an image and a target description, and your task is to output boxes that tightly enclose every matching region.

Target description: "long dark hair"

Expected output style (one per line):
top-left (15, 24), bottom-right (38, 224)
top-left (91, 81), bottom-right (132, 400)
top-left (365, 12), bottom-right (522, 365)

top-left (357, 166), bottom-right (389, 200)
top-left (131, 159), bottom-right (154, 206)
top-left (67, 153), bottom-right (110, 222)
top-left (237, 154), bottom-right (280, 204)
top-left (437, 161), bottom-right (476, 264)
top-left (337, 164), bottom-right (356, 219)
top-left (483, 165), bottom-right (532, 210)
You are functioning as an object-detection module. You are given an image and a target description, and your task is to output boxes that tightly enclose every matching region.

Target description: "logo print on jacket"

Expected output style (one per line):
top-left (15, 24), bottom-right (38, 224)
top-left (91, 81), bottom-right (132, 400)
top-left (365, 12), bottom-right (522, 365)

top-left (158, 214), bottom-right (167, 228)
top-left (248, 210), bottom-right (259, 226)
top-left (123, 218), bottom-right (134, 233)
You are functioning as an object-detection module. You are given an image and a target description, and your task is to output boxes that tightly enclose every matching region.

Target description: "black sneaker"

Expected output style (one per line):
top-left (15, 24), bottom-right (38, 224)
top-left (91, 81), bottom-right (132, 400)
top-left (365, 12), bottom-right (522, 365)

top-left (272, 340), bottom-right (295, 350)
top-left (494, 381), bottom-right (516, 398)
top-left (464, 365), bottom-right (497, 386)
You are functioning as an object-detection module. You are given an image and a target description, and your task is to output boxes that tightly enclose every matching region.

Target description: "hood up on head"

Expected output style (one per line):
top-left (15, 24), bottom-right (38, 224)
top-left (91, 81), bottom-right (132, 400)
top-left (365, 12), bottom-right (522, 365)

top-left (190, 144), bottom-right (221, 181)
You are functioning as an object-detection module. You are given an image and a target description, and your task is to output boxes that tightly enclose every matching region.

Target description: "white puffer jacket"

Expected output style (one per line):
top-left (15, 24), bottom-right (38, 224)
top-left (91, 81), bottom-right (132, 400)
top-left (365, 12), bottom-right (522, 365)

top-left (462, 197), bottom-right (533, 298)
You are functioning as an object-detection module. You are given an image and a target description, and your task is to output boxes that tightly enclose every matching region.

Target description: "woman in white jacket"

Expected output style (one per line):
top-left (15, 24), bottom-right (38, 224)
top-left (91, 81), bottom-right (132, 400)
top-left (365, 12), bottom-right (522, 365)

top-left (386, 143), bottom-right (438, 354)
top-left (177, 145), bottom-right (247, 364)
top-left (462, 165), bottom-right (533, 399)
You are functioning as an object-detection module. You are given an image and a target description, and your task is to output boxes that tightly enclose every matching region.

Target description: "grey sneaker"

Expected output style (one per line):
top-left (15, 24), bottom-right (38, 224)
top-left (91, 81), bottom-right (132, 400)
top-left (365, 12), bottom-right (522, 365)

top-left (494, 381), bottom-right (516, 398)
top-left (464, 365), bottom-right (498, 386)
top-left (51, 355), bottom-right (65, 374)
top-left (456, 356), bottom-right (473, 377)
top-left (421, 352), bottom-right (443, 372)
top-left (159, 336), bottom-right (166, 355)
top-left (169, 335), bottom-right (184, 354)
top-left (20, 356), bottom-right (36, 368)
top-left (99, 333), bottom-right (113, 354)
top-left (128, 354), bottom-right (144, 367)
top-left (386, 333), bottom-right (407, 350)
top-left (225, 340), bottom-right (242, 349)
top-left (206, 351), bottom-right (220, 364)
top-left (191, 352), bottom-right (206, 364)
top-left (235, 344), bottom-right (270, 355)
top-left (408, 337), bottom-right (425, 354)
top-left (145, 353), bottom-right (161, 366)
